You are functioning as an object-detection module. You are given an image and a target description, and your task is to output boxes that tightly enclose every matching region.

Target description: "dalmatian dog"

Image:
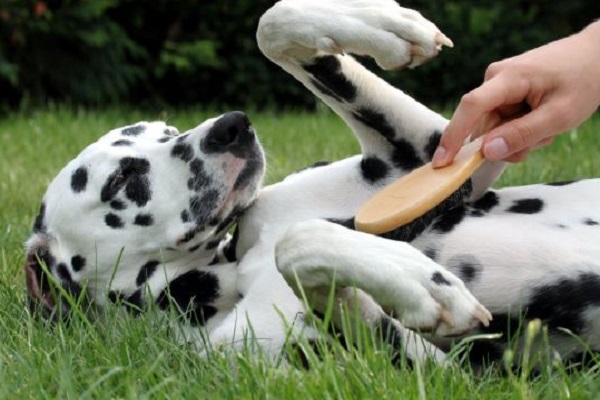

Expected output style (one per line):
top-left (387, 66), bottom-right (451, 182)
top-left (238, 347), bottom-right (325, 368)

top-left (25, 0), bottom-right (600, 367)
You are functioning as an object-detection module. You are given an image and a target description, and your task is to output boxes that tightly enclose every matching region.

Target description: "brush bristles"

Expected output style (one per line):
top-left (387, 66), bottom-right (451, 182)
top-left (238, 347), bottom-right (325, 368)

top-left (380, 179), bottom-right (473, 242)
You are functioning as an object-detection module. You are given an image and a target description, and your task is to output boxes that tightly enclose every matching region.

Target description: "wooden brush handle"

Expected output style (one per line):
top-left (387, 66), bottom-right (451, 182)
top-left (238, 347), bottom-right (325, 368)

top-left (355, 138), bottom-right (484, 234)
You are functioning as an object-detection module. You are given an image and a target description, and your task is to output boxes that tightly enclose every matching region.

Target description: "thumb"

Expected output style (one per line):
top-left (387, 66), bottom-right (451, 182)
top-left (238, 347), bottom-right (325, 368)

top-left (481, 106), bottom-right (555, 161)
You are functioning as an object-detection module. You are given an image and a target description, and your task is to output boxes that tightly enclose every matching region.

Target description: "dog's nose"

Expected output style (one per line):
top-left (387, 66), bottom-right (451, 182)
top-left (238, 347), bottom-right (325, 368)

top-left (204, 111), bottom-right (252, 150)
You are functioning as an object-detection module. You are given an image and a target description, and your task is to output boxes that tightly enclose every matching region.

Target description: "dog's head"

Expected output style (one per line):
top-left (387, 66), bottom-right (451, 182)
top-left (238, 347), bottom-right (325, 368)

top-left (25, 111), bottom-right (265, 319)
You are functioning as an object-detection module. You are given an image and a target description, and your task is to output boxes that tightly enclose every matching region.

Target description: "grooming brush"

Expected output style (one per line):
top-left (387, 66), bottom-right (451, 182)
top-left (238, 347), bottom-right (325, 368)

top-left (355, 137), bottom-right (485, 235)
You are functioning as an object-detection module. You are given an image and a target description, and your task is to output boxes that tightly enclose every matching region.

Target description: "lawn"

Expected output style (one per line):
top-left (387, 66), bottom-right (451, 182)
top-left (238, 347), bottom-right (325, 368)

top-left (1, 107), bottom-right (600, 399)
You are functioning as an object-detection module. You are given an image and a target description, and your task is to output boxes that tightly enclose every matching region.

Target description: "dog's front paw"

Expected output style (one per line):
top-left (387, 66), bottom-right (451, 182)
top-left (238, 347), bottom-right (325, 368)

top-left (257, 0), bottom-right (453, 69)
top-left (396, 267), bottom-right (492, 336)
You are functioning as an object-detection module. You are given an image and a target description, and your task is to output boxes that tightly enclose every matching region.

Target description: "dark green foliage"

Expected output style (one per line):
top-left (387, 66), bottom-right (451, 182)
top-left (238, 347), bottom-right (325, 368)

top-left (0, 0), bottom-right (599, 109)
top-left (0, 0), bottom-right (145, 106)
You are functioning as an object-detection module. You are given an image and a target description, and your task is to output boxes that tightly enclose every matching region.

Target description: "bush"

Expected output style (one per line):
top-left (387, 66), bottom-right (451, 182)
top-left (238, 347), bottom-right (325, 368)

top-left (1, 0), bottom-right (599, 109)
top-left (0, 0), bottom-right (145, 106)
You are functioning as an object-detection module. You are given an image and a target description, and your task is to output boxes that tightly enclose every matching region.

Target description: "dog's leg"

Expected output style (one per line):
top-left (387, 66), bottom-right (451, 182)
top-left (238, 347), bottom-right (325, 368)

top-left (275, 219), bottom-right (492, 337)
top-left (257, 0), bottom-right (505, 195)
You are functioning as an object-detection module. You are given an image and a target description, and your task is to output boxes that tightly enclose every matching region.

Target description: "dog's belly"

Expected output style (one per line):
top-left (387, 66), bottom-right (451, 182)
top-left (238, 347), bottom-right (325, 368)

top-left (413, 178), bottom-right (600, 313)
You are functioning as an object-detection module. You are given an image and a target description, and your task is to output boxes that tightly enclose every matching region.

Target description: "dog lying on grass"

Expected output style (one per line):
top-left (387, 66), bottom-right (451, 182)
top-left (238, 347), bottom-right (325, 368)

top-left (25, 0), bottom-right (600, 367)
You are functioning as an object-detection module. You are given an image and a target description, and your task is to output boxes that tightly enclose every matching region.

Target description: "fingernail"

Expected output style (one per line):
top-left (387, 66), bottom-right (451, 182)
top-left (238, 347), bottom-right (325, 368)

top-left (432, 146), bottom-right (447, 167)
top-left (483, 137), bottom-right (509, 160)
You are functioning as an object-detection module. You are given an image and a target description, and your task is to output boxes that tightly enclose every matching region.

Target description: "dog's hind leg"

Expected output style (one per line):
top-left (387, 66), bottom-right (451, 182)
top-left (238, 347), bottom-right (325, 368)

top-left (257, 0), bottom-right (505, 194)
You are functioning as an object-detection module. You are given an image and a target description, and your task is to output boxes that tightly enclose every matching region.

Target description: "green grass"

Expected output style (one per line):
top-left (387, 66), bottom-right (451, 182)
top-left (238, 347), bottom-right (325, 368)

top-left (1, 107), bottom-right (600, 399)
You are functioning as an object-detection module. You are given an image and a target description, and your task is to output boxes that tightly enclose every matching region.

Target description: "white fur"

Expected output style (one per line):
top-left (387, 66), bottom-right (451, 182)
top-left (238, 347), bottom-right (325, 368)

top-left (27, 0), bottom-right (600, 367)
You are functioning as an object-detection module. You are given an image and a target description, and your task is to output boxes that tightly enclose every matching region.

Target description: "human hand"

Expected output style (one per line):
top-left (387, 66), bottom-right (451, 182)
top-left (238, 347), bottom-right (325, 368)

top-left (433, 21), bottom-right (600, 167)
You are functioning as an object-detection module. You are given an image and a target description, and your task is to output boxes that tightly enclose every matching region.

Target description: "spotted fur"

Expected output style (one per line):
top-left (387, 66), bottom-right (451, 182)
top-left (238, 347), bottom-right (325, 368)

top-left (25, 0), bottom-right (600, 369)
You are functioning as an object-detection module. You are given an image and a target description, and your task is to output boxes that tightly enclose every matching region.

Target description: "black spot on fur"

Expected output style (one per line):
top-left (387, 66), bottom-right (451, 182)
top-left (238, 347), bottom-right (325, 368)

top-left (156, 270), bottom-right (220, 326)
top-left (176, 134), bottom-right (187, 143)
top-left (431, 205), bottom-right (467, 234)
top-left (71, 167), bottom-right (88, 193)
top-left (101, 157), bottom-right (150, 203)
top-left (105, 213), bottom-right (124, 229)
top-left (33, 202), bottom-right (46, 233)
top-left (134, 213), bottom-right (154, 226)
top-left (125, 175), bottom-right (151, 207)
top-left (470, 191), bottom-right (499, 213)
top-left (190, 190), bottom-right (220, 223)
top-left (110, 200), bottom-right (127, 210)
top-left (464, 337), bottom-right (505, 366)
top-left (507, 198), bottom-right (544, 214)
top-left (350, 108), bottom-right (424, 170)
top-left (391, 139), bottom-right (423, 171)
top-left (109, 290), bottom-right (144, 315)
top-left (546, 181), bottom-right (575, 186)
top-left (125, 290), bottom-right (144, 314)
top-left (310, 79), bottom-right (343, 103)
top-left (112, 139), bottom-right (133, 146)
top-left (423, 248), bottom-right (438, 261)
top-left (431, 271), bottom-right (451, 286)
top-left (181, 210), bottom-right (190, 223)
top-left (188, 159), bottom-right (211, 191)
top-left (56, 263), bottom-right (72, 282)
top-left (178, 227), bottom-right (200, 245)
top-left (120, 157), bottom-right (150, 174)
top-left (121, 125), bottom-right (145, 136)
top-left (136, 260), bottom-right (160, 286)
top-left (71, 255), bottom-right (86, 272)
top-left (352, 107), bottom-right (396, 142)
top-left (360, 156), bottom-right (390, 183)
top-left (189, 244), bottom-right (202, 253)
top-left (171, 143), bottom-right (194, 162)
top-left (526, 272), bottom-right (600, 333)
top-left (108, 290), bottom-right (122, 304)
top-left (583, 218), bottom-right (599, 226)
top-left (423, 130), bottom-right (442, 160)
top-left (303, 56), bottom-right (357, 102)
top-left (448, 254), bottom-right (482, 284)
top-left (205, 240), bottom-right (221, 250)
top-left (157, 137), bottom-right (171, 143)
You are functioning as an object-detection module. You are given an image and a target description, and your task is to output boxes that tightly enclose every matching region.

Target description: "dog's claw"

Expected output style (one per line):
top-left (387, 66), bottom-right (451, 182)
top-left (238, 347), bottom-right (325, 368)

top-left (435, 32), bottom-right (454, 49)
top-left (475, 304), bottom-right (492, 327)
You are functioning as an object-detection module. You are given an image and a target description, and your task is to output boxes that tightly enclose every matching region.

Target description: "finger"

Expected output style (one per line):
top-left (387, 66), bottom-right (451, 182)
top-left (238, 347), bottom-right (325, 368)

top-left (503, 148), bottom-right (530, 163)
top-left (481, 104), bottom-right (557, 160)
top-left (531, 136), bottom-right (554, 150)
top-left (472, 102), bottom-right (531, 140)
top-left (434, 74), bottom-right (531, 167)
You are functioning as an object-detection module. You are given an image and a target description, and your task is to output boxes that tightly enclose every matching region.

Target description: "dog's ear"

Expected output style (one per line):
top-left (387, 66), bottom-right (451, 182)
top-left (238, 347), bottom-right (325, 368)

top-left (24, 234), bottom-right (60, 320)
